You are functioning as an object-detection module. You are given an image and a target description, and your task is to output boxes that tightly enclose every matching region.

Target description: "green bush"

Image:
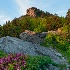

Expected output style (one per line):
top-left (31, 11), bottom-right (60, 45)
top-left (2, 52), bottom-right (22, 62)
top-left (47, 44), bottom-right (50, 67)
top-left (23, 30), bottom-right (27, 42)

top-left (42, 33), bottom-right (70, 51)
top-left (24, 56), bottom-right (57, 70)
top-left (0, 50), bottom-right (7, 58)
top-left (0, 50), bottom-right (57, 70)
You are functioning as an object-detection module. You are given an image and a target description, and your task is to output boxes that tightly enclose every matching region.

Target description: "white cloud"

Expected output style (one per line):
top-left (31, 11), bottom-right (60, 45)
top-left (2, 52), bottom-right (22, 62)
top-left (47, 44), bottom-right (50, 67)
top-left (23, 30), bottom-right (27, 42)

top-left (0, 15), bottom-right (11, 26)
top-left (15, 0), bottom-right (31, 15)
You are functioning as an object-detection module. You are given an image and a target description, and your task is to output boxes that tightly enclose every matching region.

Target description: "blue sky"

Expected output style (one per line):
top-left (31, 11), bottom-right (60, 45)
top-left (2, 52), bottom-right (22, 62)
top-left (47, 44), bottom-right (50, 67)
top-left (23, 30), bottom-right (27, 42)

top-left (0, 0), bottom-right (70, 25)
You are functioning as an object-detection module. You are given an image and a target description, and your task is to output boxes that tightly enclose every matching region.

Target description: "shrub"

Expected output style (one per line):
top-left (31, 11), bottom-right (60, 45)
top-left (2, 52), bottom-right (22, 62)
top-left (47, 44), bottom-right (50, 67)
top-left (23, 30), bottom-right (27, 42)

top-left (0, 51), bottom-right (58, 70)
top-left (0, 53), bottom-right (26, 70)
top-left (25, 56), bottom-right (57, 70)
top-left (42, 33), bottom-right (70, 51)
top-left (0, 50), bottom-right (7, 58)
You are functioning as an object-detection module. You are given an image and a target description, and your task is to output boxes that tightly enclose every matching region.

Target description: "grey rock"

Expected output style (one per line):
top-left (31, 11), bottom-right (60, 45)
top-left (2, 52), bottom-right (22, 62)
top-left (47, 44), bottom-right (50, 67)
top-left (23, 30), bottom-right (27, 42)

top-left (54, 52), bottom-right (62, 57)
top-left (0, 36), bottom-right (37, 55)
top-left (19, 30), bottom-right (48, 44)
top-left (0, 36), bottom-right (69, 70)
top-left (48, 64), bottom-right (59, 70)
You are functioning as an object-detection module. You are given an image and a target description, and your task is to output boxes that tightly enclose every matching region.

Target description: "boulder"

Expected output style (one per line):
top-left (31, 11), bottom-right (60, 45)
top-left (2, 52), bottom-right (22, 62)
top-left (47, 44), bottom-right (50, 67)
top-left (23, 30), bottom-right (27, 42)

top-left (0, 36), bottom-right (37, 55)
top-left (19, 30), bottom-right (48, 44)
top-left (48, 64), bottom-right (59, 70)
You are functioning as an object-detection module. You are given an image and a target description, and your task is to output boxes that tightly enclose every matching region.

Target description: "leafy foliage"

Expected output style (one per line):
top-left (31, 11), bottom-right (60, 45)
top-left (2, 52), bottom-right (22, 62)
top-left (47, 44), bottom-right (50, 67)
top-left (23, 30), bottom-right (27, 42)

top-left (42, 25), bottom-right (70, 63)
top-left (0, 14), bottom-right (64, 37)
top-left (0, 53), bottom-right (26, 70)
top-left (0, 50), bottom-right (57, 70)
top-left (43, 32), bottom-right (70, 51)
top-left (0, 50), bottom-right (7, 58)
top-left (0, 8), bottom-right (70, 38)
top-left (24, 56), bottom-right (57, 70)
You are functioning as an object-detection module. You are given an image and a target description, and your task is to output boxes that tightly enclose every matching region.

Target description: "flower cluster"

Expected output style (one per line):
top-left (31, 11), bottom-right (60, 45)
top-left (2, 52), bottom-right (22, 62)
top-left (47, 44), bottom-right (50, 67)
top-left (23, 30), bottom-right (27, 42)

top-left (0, 53), bottom-right (26, 70)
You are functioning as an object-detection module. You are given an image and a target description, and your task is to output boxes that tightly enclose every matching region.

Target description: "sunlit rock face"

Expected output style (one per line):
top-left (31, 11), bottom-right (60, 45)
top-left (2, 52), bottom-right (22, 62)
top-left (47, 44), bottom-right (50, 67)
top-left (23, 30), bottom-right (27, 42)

top-left (26, 7), bottom-right (49, 17)
top-left (26, 7), bottom-right (36, 17)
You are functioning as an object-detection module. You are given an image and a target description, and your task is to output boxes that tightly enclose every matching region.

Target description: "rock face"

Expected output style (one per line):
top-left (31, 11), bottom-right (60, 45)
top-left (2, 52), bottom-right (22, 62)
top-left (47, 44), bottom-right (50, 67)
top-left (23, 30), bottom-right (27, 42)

top-left (26, 7), bottom-right (36, 17)
top-left (19, 30), bottom-right (47, 44)
top-left (0, 36), bottom-right (37, 55)
top-left (0, 36), bottom-right (69, 70)
top-left (26, 7), bottom-right (49, 17)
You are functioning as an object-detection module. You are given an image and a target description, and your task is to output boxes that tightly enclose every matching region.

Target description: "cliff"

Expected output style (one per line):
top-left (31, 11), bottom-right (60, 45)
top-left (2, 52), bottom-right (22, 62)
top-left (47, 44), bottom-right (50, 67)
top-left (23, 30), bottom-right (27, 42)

top-left (26, 7), bottom-right (51, 17)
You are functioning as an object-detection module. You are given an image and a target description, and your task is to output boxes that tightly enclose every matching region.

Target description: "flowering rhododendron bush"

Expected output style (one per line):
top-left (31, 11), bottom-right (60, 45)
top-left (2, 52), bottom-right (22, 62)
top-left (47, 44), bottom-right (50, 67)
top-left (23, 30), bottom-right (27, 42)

top-left (0, 53), bottom-right (26, 70)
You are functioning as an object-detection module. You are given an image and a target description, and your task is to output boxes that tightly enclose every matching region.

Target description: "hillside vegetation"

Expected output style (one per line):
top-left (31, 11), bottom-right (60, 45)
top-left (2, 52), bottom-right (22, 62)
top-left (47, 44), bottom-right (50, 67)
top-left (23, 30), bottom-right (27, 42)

top-left (0, 7), bottom-right (69, 38)
top-left (0, 7), bottom-right (70, 69)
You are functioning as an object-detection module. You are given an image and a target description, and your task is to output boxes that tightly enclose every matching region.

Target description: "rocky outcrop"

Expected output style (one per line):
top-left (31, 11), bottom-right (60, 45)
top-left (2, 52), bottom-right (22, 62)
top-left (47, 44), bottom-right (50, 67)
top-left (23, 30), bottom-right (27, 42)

top-left (0, 36), bottom-right (69, 70)
top-left (26, 7), bottom-right (50, 17)
top-left (19, 30), bottom-right (47, 44)
top-left (0, 36), bottom-right (37, 55)
top-left (0, 36), bottom-right (65, 63)
top-left (26, 7), bottom-right (36, 17)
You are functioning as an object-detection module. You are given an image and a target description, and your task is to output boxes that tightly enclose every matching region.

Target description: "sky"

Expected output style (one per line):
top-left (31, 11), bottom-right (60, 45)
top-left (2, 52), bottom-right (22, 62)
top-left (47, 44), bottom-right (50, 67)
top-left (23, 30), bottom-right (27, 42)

top-left (0, 0), bottom-right (70, 26)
